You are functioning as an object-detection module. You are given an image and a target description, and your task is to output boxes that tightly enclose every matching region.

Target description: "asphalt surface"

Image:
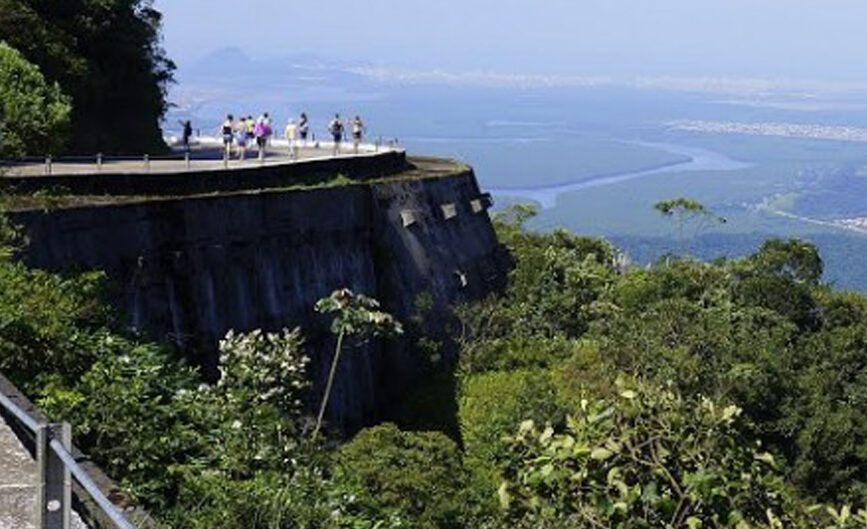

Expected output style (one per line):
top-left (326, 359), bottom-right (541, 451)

top-left (3, 141), bottom-right (397, 177)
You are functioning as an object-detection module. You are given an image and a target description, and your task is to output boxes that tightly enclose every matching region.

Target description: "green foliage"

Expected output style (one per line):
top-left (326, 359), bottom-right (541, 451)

top-left (0, 237), bottom-right (318, 516)
top-left (459, 335), bottom-right (577, 375)
top-left (9, 201), bottom-right (867, 529)
top-left (206, 329), bottom-right (313, 479)
top-left (463, 205), bottom-right (618, 343)
top-left (313, 289), bottom-right (403, 440)
top-left (460, 369), bottom-right (563, 507)
top-left (654, 197), bottom-right (726, 252)
top-left (335, 423), bottom-right (469, 529)
top-left (0, 260), bottom-right (111, 392)
top-left (315, 289), bottom-right (404, 338)
top-left (0, 42), bottom-right (71, 156)
top-left (0, 213), bottom-right (20, 259)
top-left (499, 380), bottom-right (793, 528)
top-left (654, 197), bottom-right (712, 217)
top-left (456, 206), bottom-right (867, 520)
top-left (38, 344), bottom-right (209, 505)
top-left (0, 0), bottom-right (174, 153)
top-left (750, 239), bottom-right (823, 286)
top-left (550, 339), bottom-right (620, 406)
top-left (164, 470), bottom-right (332, 529)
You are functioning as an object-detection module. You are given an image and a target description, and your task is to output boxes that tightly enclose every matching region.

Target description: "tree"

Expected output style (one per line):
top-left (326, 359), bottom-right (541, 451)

top-left (750, 239), bottom-right (823, 286)
top-left (0, 1), bottom-right (175, 154)
top-left (312, 289), bottom-right (402, 440)
top-left (654, 197), bottom-right (726, 253)
top-left (0, 42), bottom-right (71, 156)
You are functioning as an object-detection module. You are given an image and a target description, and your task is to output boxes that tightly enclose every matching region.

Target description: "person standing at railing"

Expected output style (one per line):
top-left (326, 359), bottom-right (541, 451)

top-left (329, 113), bottom-right (344, 156)
top-left (220, 114), bottom-right (235, 158)
top-left (264, 113), bottom-right (273, 148)
top-left (244, 115), bottom-right (256, 153)
top-left (255, 113), bottom-right (273, 160)
top-left (285, 119), bottom-right (299, 160)
top-left (299, 112), bottom-right (309, 145)
top-left (179, 120), bottom-right (193, 152)
top-left (351, 115), bottom-right (366, 154)
top-left (234, 114), bottom-right (248, 160)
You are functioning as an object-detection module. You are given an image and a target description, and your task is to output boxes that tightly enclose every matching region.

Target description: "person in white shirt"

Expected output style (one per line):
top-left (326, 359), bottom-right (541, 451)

top-left (351, 115), bottom-right (366, 154)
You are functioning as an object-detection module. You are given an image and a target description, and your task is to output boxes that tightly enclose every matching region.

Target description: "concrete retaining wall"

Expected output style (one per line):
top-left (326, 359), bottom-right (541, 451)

top-left (9, 169), bottom-right (508, 432)
top-left (0, 150), bottom-right (408, 197)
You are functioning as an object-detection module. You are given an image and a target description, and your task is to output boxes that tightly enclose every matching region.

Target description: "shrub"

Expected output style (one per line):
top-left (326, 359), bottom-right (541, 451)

top-left (460, 369), bottom-right (562, 506)
top-left (217, 328), bottom-right (310, 416)
top-left (165, 468), bottom-right (333, 529)
top-left (498, 380), bottom-right (796, 528)
top-left (0, 259), bottom-right (111, 392)
top-left (335, 423), bottom-right (469, 529)
top-left (37, 342), bottom-right (209, 507)
top-left (550, 339), bottom-right (619, 407)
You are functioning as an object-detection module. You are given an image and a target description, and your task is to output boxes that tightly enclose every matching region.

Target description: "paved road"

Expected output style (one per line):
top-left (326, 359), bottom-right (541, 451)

top-left (0, 414), bottom-right (87, 529)
top-left (3, 141), bottom-right (398, 177)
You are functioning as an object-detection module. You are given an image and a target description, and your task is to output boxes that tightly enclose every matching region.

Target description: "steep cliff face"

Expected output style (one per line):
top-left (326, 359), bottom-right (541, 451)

top-left (10, 165), bottom-right (507, 432)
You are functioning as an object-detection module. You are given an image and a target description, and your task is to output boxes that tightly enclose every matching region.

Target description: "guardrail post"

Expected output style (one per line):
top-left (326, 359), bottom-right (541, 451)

top-left (185, 151), bottom-right (191, 170)
top-left (143, 154), bottom-right (150, 171)
top-left (97, 153), bottom-right (103, 171)
top-left (37, 423), bottom-right (71, 529)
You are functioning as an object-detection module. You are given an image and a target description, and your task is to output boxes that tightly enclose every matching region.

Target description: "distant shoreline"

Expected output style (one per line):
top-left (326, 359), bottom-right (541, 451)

top-left (489, 156), bottom-right (692, 193)
top-left (488, 140), bottom-right (752, 208)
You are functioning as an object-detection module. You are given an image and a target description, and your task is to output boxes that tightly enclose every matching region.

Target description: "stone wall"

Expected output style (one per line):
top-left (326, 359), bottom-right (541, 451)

top-left (9, 168), bottom-right (508, 432)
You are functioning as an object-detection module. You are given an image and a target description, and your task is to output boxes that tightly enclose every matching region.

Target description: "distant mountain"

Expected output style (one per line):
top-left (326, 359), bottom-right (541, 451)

top-left (179, 47), bottom-right (371, 88)
top-left (166, 48), bottom-right (385, 131)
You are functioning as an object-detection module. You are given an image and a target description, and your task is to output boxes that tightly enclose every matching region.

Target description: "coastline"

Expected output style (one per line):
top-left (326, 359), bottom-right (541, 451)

top-left (489, 140), bottom-right (753, 208)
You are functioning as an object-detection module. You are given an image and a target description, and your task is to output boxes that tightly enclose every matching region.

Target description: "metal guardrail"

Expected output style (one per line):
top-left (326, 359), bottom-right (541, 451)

top-left (0, 391), bottom-right (138, 529)
top-left (0, 137), bottom-right (402, 176)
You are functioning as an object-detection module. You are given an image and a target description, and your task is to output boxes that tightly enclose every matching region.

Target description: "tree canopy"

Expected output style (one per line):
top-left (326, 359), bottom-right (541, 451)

top-left (4, 204), bottom-right (867, 528)
top-left (0, 42), bottom-right (71, 156)
top-left (0, 0), bottom-right (174, 154)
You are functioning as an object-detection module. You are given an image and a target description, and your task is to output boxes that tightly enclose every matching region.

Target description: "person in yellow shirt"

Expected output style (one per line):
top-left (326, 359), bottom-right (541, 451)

top-left (285, 119), bottom-right (299, 160)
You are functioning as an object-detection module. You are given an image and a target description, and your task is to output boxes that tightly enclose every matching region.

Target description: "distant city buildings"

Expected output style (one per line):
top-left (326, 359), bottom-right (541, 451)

top-left (835, 217), bottom-right (867, 233)
top-left (669, 119), bottom-right (867, 143)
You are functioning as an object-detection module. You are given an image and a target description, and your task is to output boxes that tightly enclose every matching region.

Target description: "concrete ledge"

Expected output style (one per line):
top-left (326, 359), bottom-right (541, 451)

top-left (0, 149), bottom-right (409, 197)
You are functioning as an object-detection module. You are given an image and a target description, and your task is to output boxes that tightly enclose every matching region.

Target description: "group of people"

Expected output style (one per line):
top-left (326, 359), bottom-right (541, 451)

top-left (325, 113), bottom-right (367, 156)
top-left (220, 113), bottom-right (275, 160)
top-left (219, 112), bottom-right (367, 161)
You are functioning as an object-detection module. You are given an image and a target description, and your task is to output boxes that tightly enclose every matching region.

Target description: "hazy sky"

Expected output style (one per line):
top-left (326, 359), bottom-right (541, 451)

top-left (155, 0), bottom-right (867, 80)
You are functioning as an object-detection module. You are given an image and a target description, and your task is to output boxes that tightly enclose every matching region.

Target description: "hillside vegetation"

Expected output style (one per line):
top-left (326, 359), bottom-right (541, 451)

top-left (0, 0), bottom-right (173, 154)
top-left (3, 206), bottom-right (867, 528)
top-left (0, 42), bottom-right (71, 157)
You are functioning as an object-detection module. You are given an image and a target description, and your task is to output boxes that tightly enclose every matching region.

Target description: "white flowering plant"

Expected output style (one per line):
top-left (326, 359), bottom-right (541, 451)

top-left (217, 327), bottom-right (310, 416)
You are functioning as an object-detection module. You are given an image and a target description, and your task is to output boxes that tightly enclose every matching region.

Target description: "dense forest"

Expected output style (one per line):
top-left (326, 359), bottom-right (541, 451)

top-left (4, 203), bottom-right (867, 528)
top-left (0, 0), bottom-right (173, 154)
top-left (3, 4), bottom-right (867, 525)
